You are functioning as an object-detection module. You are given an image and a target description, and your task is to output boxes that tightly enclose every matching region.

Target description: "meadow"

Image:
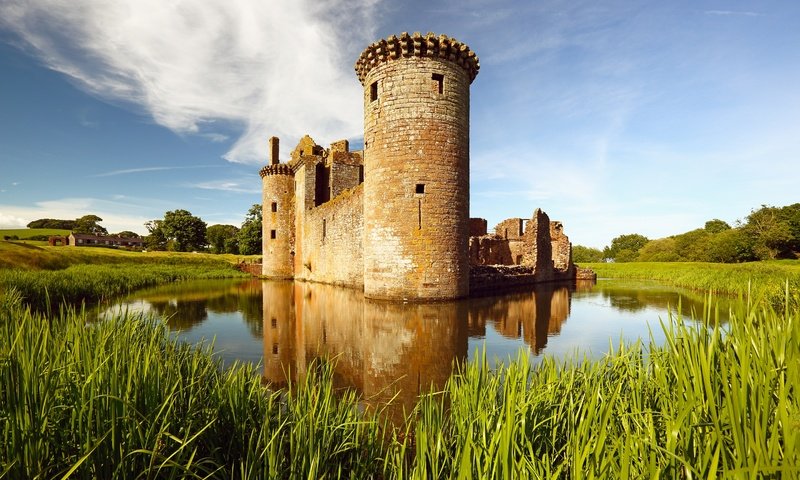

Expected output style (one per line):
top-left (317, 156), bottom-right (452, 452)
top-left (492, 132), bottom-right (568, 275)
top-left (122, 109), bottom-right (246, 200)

top-left (0, 228), bottom-right (71, 240)
top-left (0, 242), bottom-right (252, 309)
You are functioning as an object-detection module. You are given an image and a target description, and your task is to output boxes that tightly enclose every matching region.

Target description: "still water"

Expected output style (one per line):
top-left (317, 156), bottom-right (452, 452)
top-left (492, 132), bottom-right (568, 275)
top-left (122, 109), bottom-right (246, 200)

top-left (101, 278), bottom-right (727, 414)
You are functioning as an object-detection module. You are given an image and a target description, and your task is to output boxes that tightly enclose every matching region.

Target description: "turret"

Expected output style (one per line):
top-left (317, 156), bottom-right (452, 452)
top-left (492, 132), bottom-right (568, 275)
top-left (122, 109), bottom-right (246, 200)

top-left (260, 136), bottom-right (295, 278)
top-left (356, 32), bottom-right (479, 300)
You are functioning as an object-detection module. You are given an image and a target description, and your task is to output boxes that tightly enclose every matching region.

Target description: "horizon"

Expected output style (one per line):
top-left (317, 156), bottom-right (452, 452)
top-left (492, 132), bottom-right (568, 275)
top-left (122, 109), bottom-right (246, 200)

top-left (1, 1), bottom-right (798, 249)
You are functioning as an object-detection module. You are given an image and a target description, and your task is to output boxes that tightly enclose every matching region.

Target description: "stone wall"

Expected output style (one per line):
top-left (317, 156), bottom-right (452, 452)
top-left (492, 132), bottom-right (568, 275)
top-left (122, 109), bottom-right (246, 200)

top-left (495, 217), bottom-right (524, 240)
top-left (469, 235), bottom-right (513, 265)
top-left (550, 220), bottom-right (573, 274)
top-left (521, 208), bottom-right (554, 281)
top-left (295, 184), bottom-right (364, 289)
top-left (468, 217), bottom-right (487, 237)
top-left (361, 34), bottom-right (476, 300)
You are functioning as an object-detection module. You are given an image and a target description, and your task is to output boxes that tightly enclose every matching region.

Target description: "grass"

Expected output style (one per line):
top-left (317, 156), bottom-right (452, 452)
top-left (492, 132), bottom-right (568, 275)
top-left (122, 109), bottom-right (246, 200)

top-left (585, 260), bottom-right (800, 307)
top-left (2, 283), bottom-right (797, 477)
top-left (0, 242), bottom-right (255, 309)
top-left (0, 228), bottom-right (71, 240)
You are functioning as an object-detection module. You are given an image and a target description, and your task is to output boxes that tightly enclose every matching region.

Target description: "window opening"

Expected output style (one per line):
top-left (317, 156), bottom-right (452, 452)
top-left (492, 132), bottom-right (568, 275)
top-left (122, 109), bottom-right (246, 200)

top-left (322, 219), bottom-right (326, 240)
top-left (358, 165), bottom-right (364, 184)
top-left (271, 202), bottom-right (277, 212)
top-left (370, 81), bottom-right (378, 102)
top-left (314, 162), bottom-right (330, 206)
top-left (271, 317), bottom-right (277, 328)
top-left (270, 229), bottom-right (276, 239)
top-left (432, 73), bottom-right (444, 94)
top-left (415, 183), bottom-right (425, 194)
top-left (272, 344), bottom-right (279, 355)
top-left (418, 199), bottom-right (422, 229)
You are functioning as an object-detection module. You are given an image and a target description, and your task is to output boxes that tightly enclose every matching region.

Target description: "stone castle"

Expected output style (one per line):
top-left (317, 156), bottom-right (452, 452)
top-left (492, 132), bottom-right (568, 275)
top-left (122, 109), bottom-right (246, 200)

top-left (260, 32), bottom-right (585, 301)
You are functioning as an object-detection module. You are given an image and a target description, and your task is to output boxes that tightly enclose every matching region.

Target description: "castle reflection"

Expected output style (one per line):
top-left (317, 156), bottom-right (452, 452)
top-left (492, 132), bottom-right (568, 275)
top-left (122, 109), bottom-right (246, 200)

top-left (262, 281), bottom-right (573, 416)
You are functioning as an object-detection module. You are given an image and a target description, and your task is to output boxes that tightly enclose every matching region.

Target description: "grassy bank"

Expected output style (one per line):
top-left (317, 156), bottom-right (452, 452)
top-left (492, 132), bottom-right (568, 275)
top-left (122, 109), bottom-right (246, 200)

top-left (2, 285), bottom-right (797, 477)
top-left (585, 260), bottom-right (800, 307)
top-left (0, 242), bottom-right (252, 309)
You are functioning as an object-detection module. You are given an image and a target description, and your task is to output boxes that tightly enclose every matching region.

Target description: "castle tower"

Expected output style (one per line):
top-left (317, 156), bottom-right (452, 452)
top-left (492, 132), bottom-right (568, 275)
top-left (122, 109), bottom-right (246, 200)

top-left (260, 136), bottom-right (295, 278)
top-left (355, 32), bottom-right (479, 300)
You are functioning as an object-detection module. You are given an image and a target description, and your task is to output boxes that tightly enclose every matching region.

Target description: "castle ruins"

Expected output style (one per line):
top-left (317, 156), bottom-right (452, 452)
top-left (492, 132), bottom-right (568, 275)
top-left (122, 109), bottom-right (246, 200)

top-left (260, 32), bottom-right (586, 300)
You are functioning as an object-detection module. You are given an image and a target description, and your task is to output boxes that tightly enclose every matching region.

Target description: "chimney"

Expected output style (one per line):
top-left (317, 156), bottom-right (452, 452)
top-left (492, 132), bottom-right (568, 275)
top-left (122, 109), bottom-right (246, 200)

top-left (269, 136), bottom-right (280, 165)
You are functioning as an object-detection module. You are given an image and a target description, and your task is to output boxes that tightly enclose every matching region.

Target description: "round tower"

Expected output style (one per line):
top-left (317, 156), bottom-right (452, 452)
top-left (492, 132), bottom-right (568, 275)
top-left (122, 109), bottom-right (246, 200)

top-left (355, 32), bottom-right (479, 300)
top-left (260, 136), bottom-right (295, 278)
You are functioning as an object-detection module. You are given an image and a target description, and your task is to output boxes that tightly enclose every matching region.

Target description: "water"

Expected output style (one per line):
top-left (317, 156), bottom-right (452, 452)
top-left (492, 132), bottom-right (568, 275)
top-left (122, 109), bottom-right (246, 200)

top-left (99, 278), bottom-right (728, 415)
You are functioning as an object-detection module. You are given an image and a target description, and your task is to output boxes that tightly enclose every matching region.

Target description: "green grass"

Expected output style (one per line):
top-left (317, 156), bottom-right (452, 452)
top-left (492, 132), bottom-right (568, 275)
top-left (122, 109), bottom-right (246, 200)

top-left (585, 261), bottom-right (800, 307)
top-left (0, 228), bottom-right (71, 239)
top-left (0, 242), bottom-right (255, 309)
top-left (2, 284), bottom-right (797, 477)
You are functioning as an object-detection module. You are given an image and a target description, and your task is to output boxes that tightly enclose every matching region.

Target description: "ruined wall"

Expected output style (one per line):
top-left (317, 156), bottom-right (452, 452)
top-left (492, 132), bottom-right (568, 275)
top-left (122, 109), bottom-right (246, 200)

top-left (495, 218), bottom-right (524, 240)
top-left (295, 184), bottom-right (364, 289)
top-left (468, 218), bottom-right (487, 237)
top-left (469, 235), bottom-right (513, 265)
top-left (550, 221), bottom-right (573, 274)
top-left (359, 33), bottom-right (477, 300)
top-left (261, 164), bottom-right (295, 278)
top-left (521, 208), bottom-right (554, 281)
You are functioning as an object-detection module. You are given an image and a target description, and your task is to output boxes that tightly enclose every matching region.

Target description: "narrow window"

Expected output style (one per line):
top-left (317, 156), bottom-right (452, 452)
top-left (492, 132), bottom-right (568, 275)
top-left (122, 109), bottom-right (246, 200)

top-left (271, 202), bottom-right (277, 212)
top-left (272, 344), bottom-right (279, 355)
top-left (370, 81), bottom-right (378, 102)
top-left (432, 73), bottom-right (444, 94)
top-left (418, 199), bottom-right (422, 229)
top-left (358, 165), bottom-right (364, 184)
top-left (322, 219), bottom-right (326, 240)
top-left (415, 183), bottom-right (425, 194)
top-left (271, 317), bottom-right (277, 328)
top-left (270, 229), bottom-right (276, 239)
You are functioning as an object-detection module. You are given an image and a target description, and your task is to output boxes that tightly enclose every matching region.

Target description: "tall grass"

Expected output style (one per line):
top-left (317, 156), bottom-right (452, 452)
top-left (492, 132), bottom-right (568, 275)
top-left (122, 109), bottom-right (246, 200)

top-left (2, 283), bottom-right (797, 477)
top-left (586, 261), bottom-right (800, 308)
top-left (388, 289), bottom-right (799, 478)
top-left (0, 290), bottom-right (384, 479)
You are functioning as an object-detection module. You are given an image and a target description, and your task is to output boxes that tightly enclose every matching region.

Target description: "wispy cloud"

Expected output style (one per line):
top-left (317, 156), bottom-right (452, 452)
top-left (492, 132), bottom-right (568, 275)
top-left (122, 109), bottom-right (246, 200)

top-left (0, 212), bottom-right (28, 228)
top-left (704, 10), bottom-right (763, 17)
top-left (190, 180), bottom-right (260, 194)
top-left (0, 198), bottom-right (153, 233)
top-left (93, 165), bottom-right (222, 177)
top-left (0, 0), bottom-right (380, 164)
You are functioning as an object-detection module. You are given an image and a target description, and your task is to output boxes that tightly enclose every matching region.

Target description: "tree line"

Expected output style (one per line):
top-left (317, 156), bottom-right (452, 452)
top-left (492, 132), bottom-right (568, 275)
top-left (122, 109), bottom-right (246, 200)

top-left (25, 205), bottom-right (263, 255)
top-left (574, 203), bottom-right (800, 263)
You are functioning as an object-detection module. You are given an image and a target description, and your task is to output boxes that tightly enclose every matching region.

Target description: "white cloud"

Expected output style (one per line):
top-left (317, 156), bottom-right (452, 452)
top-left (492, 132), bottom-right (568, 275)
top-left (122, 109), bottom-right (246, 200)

top-left (0, 212), bottom-right (28, 228)
top-left (0, 198), bottom-right (153, 234)
top-left (704, 10), bottom-right (762, 17)
top-left (0, 0), bottom-right (380, 164)
top-left (190, 180), bottom-right (260, 194)
top-left (93, 165), bottom-right (223, 177)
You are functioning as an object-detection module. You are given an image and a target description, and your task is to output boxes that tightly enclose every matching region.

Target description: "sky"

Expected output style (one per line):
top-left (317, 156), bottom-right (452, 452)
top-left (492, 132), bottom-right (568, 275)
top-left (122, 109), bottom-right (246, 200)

top-left (0, 0), bottom-right (798, 249)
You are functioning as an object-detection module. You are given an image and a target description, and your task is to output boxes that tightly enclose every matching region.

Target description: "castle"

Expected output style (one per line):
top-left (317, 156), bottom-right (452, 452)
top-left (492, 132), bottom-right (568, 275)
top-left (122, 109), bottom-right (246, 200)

top-left (260, 32), bottom-right (583, 301)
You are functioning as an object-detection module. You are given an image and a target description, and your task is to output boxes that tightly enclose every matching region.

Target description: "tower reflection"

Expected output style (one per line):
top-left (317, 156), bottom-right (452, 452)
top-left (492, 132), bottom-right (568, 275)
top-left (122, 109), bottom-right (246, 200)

top-left (262, 281), bottom-right (574, 417)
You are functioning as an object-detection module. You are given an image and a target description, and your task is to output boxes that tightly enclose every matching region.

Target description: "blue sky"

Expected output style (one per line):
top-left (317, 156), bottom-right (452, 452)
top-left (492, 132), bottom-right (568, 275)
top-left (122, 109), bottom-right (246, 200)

top-left (1, 0), bottom-right (798, 248)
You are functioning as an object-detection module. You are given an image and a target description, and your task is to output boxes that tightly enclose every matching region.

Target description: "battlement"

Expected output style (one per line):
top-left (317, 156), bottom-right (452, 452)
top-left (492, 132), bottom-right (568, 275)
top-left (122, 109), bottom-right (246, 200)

top-left (355, 32), bottom-right (479, 85)
top-left (259, 164), bottom-right (294, 178)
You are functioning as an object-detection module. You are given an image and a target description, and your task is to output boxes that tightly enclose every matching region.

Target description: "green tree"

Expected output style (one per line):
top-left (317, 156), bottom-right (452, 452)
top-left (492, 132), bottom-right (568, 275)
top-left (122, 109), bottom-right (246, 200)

top-left (603, 234), bottom-right (649, 262)
top-left (704, 219), bottom-right (731, 234)
top-left (161, 210), bottom-right (207, 252)
top-left (742, 205), bottom-right (794, 259)
top-left (237, 204), bottom-right (262, 255)
top-left (636, 238), bottom-right (681, 262)
top-left (572, 245), bottom-right (603, 263)
top-left (115, 231), bottom-right (141, 238)
top-left (27, 218), bottom-right (76, 229)
top-left (144, 220), bottom-right (168, 251)
top-left (207, 224), bottom-right (240, 254)
top-left (73, 215), bottom-right (108, 235)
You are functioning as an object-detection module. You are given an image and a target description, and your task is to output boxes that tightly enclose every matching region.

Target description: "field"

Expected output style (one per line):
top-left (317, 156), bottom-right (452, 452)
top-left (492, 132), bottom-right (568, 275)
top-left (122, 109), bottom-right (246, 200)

top-left (0, 241), bottom-right (256, 309)
top-left (585, 260), bottom-right (800, 307)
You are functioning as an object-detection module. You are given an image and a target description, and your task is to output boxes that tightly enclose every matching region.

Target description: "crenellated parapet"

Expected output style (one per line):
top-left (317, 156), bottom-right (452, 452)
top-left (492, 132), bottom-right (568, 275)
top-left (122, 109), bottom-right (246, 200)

top-left (259, 164), bottom-right (294, 178)
top-left (355, 32), bottom-right (479, 85)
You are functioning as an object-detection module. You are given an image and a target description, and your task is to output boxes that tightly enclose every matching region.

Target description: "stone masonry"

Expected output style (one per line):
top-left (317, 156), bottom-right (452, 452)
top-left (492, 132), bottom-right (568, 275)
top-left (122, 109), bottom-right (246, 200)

top-left (260, 32), bottom-right (587, 300)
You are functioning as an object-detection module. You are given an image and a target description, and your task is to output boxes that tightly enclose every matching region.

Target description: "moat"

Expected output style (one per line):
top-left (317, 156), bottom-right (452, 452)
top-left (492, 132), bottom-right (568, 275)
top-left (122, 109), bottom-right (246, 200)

top-left (99, 278), bottom-right (729, 415)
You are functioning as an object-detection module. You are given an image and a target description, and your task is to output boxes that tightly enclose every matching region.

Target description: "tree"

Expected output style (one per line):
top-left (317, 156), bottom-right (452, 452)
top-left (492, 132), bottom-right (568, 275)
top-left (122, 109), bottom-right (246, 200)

top-left (207, 224), bottom-right (240, 254)
top-left (636, 238), bottom-right (681, 262)
top-left (115, 231), bottom-right (141, 238)
top-left (161, 210), bottom-right (207, 252)
top-left (742, 205), bottom-right (794, 260)
top-left (603, 234), bottom-right (649, 262)
top-left (144, 220), bottom-right (168, 251)
top-left (73, 215), bottom-right (108, 235)
top-left (27, 218), bottom-right (76, 230)
top-left (572, 245), bottom-right (603, 263)
top-left (704, 219), bottom-right (731, 234)
top-left (238, 204), bottom-right (262, 255)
